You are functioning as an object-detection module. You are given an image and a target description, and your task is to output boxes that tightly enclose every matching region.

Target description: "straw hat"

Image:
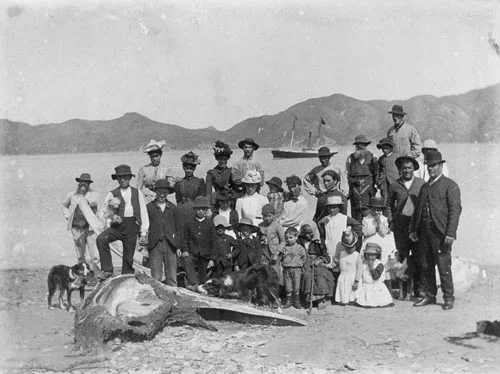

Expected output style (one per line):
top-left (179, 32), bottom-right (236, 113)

top-left (325, 195), bottom-right (344, 207)
top-left (213, 215), bottom-right (232, 228)
top-left (143, 139), bottom-right (166, 154)
top-left (233, 218), bottom-right (259, 233)
top-left (364, 242), bottom-right (382, 255)
top-left (241, 170), bottom-right (262, 184)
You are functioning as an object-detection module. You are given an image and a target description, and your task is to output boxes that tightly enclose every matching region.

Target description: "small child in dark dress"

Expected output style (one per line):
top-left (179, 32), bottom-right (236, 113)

top-left (232, 218), bottom-right (262, 271)
top-left (212, 215), bottom-right (239, 277)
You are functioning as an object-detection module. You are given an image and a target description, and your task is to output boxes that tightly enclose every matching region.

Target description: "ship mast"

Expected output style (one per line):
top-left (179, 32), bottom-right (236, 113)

top-left (289, 115), bottom-right (297, 150)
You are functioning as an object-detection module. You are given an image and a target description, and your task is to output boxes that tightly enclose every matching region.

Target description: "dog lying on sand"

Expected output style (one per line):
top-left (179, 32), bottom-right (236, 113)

top-left (47, 262), bottom-right (92, 312)
top-left (197, 265), bottom-right (282, 312)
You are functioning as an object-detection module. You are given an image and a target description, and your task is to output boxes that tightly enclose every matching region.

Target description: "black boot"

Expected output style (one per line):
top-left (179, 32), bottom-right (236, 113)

top-left (442, 298), bottom-right (454, 310)
top-left (413, 295), bottom-right (436, 307)
top-left (283, 296), bottom-right (292, 309)
top-left (292, 294), bottom-right (301, 309)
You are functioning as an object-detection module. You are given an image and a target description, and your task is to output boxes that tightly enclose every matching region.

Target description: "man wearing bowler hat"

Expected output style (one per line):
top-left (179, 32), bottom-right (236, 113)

top-left (410, 151), bottom-right (462, 310)
top-left (386, 105), bottom-right (422, 162)
top-left (304, 146), bottom-right (347, 196)
top-left (232, 138), bottom-right (265, 192)
top-left (96, 165), bottom-right (149, 279)
top-left (62, 173), bottom-right (100, 266)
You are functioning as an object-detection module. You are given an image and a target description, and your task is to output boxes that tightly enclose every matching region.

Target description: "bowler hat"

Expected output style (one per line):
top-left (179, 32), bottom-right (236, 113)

top-left (213, 215), bottom-right (232, 228)
top-left (75, 173), bottom-right (93, 183)
top-left (364, 242), bottom-right (382, 255)
top-left (241, 170), bottom-right (262, 184)
top-left (265, 177), bottom-right (284, 192)
top-left (238, 138), bottom-right (260, 150)
top-left (424, 150), bottom-right (446, 166)
top-left (318, 146), bottom-right (337, 157)
top-left (388, 105), bottom-right (407, 116)
top-left (152, 177), bottom-right (175, 193)
top-left (395, 156), bottom-right (420, 171)
top-left (353, 135), bottom-right (371, 145)
top-left (233, 218), bottom-right (259, 233)
top-left (422, 139), bottom-right (438, 150)
top-left (367, 197), bottom-right (385, 209)
top-left (325, 195), bottom-right (344, 207)
top-left (181, 151), bottom-right (201, 166)
top-left (111, 165), bottom-right (135, 180)
top-left (376, 137), bottom-right (395, 149)
top-left (143, 139), bottom-right (166, 154)
top-left (193, 196), bottom-right (212, 209)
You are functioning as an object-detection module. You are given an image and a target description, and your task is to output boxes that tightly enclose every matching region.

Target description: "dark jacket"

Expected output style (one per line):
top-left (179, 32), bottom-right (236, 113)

top-left (174, 176), bottom-right (206, 205)
top-left (181, 217), bottom-right (216, 258)
top-left (377, 152), bottom-right (400, 187)
top-left (386, 177), bottom-right (425, 225)
top-left (233, 236), bottom-right (262, 268)
top-left (146, 200), bottom-right (182, 250)
top-left (410, 175), bottom-right (462, 239)
top-left (348, 184), bottom-right (377, 212)
top-left (346, 151), bottom-right (378, 187)
top-left (213, 233), bottom-right (239, 268)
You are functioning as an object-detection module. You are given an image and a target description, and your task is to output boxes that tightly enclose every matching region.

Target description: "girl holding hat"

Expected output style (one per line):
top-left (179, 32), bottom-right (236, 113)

top-left (137, 139), bottom-right (174, 204)
top-left (334, 228), bottom-right (360, 305)
top-left (206, 140), bottom-right (236, 206)
top-left (353, 242), bottom-right (394, 308)
top-left (235, 170), bottom-right (269, 226)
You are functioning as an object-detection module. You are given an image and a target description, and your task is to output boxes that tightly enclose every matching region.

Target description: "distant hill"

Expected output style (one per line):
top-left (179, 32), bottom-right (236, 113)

top-left (1, 84), bottom-right (499, 154)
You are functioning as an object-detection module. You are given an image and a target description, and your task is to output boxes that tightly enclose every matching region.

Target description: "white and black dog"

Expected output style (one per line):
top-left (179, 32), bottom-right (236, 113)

top-left (198, 265), bottom-right (282, 312)
top-left (47, 262), bottom-right (92, 311)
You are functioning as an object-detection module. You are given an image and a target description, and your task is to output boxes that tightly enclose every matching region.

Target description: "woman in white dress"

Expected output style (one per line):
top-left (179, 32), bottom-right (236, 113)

top-left (334, 228), bottom-right (359, 305)
top-left (235, 170), bottom-right (269, 226)
top-left (353, 243), bottom-right (394, 308)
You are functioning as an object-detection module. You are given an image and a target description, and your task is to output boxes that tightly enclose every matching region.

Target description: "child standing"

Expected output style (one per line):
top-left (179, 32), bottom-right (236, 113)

top-left (232, 218), bottom-right (262, 270)
top-left (258, 204), bottom-right (285, 281)
top-left (334, 228), bottom-right (359, 305)
top-left (265, 177), bottom-right (285, 220)
top-left (212, 215), bottom-right (239, 277)
top-left (282, 227), bottom-right (306, 309)
top-left (376, 138), bottom-right (400, 204)
top-left (278, 175), bottom-right (309, 232)
top-left (214, 189), bottom-right (239, 235)
top-left (348, 165), bottom-right (377, 223)
top-left (353, 243), bottom-right (394, 308)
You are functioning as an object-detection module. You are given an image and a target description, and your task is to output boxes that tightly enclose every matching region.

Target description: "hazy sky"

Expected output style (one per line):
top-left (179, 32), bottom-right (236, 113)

top-left (1, 0), bottom-right (500, 129)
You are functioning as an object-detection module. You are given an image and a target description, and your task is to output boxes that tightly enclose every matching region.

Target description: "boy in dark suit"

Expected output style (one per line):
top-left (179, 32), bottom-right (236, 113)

top-left (232, 218), bottom-right (262, 270)
top-left (146, 178), bottom-right (181, 285)
top-left (212, 215), bottom-right (239, 277)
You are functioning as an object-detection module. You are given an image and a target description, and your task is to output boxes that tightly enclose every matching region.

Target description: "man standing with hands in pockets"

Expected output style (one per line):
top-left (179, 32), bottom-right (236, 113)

top-left (410, 151), bottom-right (461, 310)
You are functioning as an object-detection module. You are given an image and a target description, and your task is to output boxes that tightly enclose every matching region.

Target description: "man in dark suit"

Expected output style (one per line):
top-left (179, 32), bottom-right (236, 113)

top-left (386, 156), bottom-right (425, 297)
top-left (410, 151), bottom-right (462, 310)
top-left (146, 178), bottom-right (181, 285)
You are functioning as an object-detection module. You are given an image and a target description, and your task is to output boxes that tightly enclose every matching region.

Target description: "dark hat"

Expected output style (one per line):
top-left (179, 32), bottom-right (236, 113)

top-left (152, 177), bottom-right (175, 193)
top-left (318, 146), bottom-right (338, 157)
top-left (388, 105), bottom-right (407, 116)
top-left (111, 165), bottom-right (135, 180)
top-left (424, 150), bottom-right (446, 166)
top-left (181, 151), bottom-right (201, 166)
top-left (233, 218), bottom-right (259, 233)
top-left (395, 156), bottom-right (420, 171)
top-left (367, 197), bottom-right (385, 209)
top-left (364, 242), bottom-right (382, 255)
top-left (215, 188), bottom-right (234, 201)
top-left (238, 138), bottom-right (260, 150)
top-left (213, 140), bottom-right (233, 158)
top-left (376, 137), bottom-right (395, 149)
top-left (265, 177), bottom-right (284, 192)
top-left (193, 196), bottom-right (212, 209)
top-left (76, 173), bottom-right (93, 183)
top-left (353, 135), bottom-right (371, 145)
top-left (350, 165), bottom-right (371, 177)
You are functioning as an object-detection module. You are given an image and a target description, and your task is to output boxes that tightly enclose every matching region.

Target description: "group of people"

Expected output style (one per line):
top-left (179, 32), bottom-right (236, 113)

top-left (62, 105), bottom-right (462, 311)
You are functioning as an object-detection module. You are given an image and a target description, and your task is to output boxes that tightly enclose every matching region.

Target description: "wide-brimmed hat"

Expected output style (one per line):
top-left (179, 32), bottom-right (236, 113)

top-left (367, 197), bottom-right (385, 209)
top-left (233, 218), bottom-right (259, 233)
top-left (215, 189), bottom-right (234, 201)
top-left (213, 140), bottom-right (233, 158)
top-left (388, 104), bottom-right (407, 116)
top-left (111, 165), bottom-right (135, 180)
top-left (318, 146), bottom-right (337, 157)
top-left (265, 177), bottom-right (284, 192)
top-left (325, 195), bottom-right (344, 207)
top-left (241, 170), bottom-right (262, 184)
top-left (152, 177), bottom-right (175, 193)
top-left (364, 242), bottom-right (382, 255)
top-left (395, 156), bottom-right (420, 171)
top-left (193, 196), bottom-right (212, 209)
top-left (353, 135), bottom-right (371, 145)
top-left (422, 139), bottom-right (438, 150)
top-left (238, 138), bottom-right (260, 150)
top-left (213, 215), bottom-right (232, 228)
top-left (425, 150), bottom-right (446, 166)
top-left (181, 151), bottom-right (201, 166)
top-left (341, 229), bottom-right (358, 248)
top-left (75, 173), bottom-right (93, 183)
top-left (143, 139), bottom-right (166, 154)
top-left (376, 137), bottom-right (395, 149)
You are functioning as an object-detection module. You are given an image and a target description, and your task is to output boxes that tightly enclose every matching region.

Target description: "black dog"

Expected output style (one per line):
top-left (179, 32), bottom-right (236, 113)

top-left (199, 265), bottom-right (282, 312)
top-left (47, 262), bottom-right (92, 311)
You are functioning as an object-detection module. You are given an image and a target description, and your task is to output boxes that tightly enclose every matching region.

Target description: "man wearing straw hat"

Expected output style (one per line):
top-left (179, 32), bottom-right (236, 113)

top-left (386, 105), bottom-right (422, 162)
top-left (62, 173), bottom-right (100, 267)
top-left (96, 165), bottom-right (149, 279)
top-left (410, 151), bottom-right (462, 310)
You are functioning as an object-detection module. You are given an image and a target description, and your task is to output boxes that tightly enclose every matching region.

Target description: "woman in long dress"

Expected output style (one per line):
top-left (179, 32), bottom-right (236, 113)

top-left (205, 141), bottom-right (236, 208)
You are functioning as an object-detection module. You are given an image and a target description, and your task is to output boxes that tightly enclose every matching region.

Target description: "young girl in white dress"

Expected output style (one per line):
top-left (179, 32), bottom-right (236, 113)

top-left (334, 227), bottom-right (359, 305)
top-left (235, 170), bottom-right (269, 227)
top-left (353, 242), bottom-right (394, 308)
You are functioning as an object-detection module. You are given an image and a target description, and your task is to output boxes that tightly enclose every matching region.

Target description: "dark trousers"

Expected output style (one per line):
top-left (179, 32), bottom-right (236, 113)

top-left (182, 252), bottom-right (210, 286)
top-left (394, 217), bottom-right (422, 295)
top-left (351, 207), bottom-right (363, 223)
top-left (284, 267), bottom-right (302, 296)
top-left (149, 238), bottom-right (177, 286)
top-left (96, 217), bottom-right (139, 275)
top-left (418, 219), bottom-right (454, 300)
